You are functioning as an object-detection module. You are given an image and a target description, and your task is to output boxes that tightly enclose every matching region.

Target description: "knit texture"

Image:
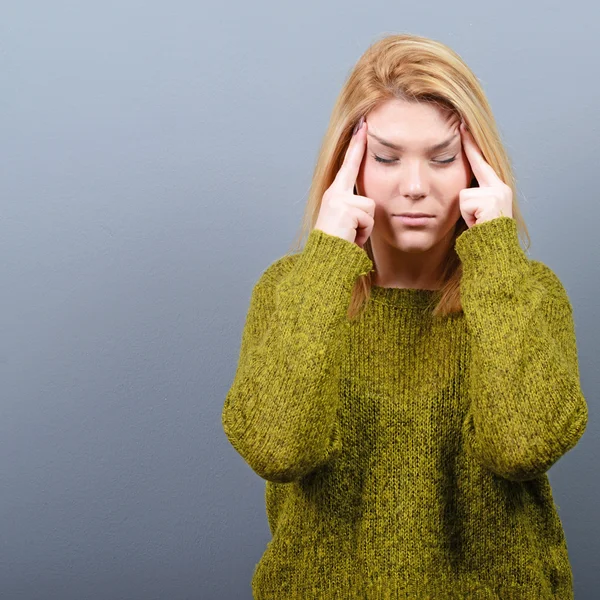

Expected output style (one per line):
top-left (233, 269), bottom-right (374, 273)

top-left (222, 216), bottom-right (588, 599)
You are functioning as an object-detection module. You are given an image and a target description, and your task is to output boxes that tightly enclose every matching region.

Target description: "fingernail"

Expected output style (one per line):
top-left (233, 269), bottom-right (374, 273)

top-left (353, 116), bottom-right (365, 136)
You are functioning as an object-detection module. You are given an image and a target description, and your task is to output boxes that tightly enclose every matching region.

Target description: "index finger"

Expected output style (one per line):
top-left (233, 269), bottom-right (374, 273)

top-left (460, 122), bottom-right (502, 188)
top-left (331, 117), bottom-right (368, 193)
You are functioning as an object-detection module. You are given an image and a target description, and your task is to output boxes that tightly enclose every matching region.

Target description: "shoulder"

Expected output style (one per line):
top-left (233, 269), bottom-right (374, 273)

top-left (528, 259), bottom-right (573, 312)
top-left (253, 250), bottom-right (302, 291)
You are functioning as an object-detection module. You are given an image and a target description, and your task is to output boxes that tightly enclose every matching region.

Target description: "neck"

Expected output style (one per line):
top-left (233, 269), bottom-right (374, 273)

top-left (368, 228), bottom-right (454, 290)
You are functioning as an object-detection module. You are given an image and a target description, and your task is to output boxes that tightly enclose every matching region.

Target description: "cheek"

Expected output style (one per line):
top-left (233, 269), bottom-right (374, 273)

top-left (360, 159), bottom-right (377, 182)
top-left (360, 160), bottom-right (395, 193)
top-left (441, 159), bottom-right (471, 195)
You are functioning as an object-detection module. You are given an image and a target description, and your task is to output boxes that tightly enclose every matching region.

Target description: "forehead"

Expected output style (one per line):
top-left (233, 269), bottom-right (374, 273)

top-left (367, 98), bottom-right (459, 145)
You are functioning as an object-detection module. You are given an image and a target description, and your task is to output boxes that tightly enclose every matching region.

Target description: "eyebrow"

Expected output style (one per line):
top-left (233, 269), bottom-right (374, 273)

top-left (367, 132), bottom-right (459, 153)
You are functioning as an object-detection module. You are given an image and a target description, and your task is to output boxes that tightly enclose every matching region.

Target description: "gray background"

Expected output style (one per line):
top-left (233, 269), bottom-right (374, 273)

top-left (2, 1), bottom-right (598, 598)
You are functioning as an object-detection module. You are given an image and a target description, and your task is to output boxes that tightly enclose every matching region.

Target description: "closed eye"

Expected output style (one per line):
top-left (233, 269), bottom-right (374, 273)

top-left (373, 154), bottom-right (457, 166)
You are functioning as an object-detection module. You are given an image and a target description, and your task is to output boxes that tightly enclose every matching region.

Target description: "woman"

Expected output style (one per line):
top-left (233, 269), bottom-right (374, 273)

top-left (222, 33), bottom-right (588, 598)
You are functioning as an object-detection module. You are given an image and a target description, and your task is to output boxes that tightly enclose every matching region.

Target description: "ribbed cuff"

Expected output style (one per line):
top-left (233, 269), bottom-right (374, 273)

top-left (298, 228), bottom-right (374, 285)
top-left (454, 217), bottom-right (530, 285)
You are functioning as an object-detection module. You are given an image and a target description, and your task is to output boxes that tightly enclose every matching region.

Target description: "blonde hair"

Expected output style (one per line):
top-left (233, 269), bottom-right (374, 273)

top-left (287, 33), bottom-right (530, 319)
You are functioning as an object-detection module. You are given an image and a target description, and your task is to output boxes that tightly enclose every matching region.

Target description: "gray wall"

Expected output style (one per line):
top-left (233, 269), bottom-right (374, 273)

top-left (2, 1), bottom-right (598, 598)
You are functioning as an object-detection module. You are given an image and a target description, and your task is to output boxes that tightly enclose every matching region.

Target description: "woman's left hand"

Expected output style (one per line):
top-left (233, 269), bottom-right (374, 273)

top-left (459, 121), bottom-right (513, 228)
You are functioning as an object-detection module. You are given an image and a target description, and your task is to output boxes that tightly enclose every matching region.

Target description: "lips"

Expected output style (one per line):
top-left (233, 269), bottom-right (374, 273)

top-left (397, 213), bottom-right (434, 218)
top-left (394, 214), bottom-right (434, 226)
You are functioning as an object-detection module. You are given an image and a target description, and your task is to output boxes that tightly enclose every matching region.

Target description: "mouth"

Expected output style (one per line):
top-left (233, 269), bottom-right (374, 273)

top-left (395, 213), bottom-right (435, 218)
top-left (393, 214), bottom-right (435, 226)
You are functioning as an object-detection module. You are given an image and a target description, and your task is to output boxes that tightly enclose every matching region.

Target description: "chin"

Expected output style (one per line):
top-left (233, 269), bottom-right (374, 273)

top-left (397, 242), bottom-right (433, 254)
top-left (390, 234), bottom-right (435, 253)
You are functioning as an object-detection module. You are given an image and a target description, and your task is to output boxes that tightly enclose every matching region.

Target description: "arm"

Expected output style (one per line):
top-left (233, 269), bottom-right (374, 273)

top-left (222, 228), bottom-right (373, 483)
top-left (455, 216), bottom-right (588, 482)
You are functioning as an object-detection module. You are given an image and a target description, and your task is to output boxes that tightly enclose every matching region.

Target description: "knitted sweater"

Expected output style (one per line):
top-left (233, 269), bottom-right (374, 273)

top-left (222, 216), bottom-right (588, 599)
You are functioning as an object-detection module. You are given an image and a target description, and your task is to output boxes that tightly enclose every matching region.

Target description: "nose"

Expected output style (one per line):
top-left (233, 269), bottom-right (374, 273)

top-left (400, 161), bottom-right (428, 199)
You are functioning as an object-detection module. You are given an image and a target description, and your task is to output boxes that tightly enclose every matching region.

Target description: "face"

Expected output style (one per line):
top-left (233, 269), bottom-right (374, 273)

top-left (356, 98), bottom-right (473, 254)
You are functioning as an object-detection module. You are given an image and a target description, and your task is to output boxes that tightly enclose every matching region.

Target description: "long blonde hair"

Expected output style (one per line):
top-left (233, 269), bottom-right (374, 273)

top-left (288, 33), bottom-right (530, 319)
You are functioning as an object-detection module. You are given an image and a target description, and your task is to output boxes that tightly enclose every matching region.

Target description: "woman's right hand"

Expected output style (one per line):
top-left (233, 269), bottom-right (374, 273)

top-left (314, 116), bottom-right (376, 249)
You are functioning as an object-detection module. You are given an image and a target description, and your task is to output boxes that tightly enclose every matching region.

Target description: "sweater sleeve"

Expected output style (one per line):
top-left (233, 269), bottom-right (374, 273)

top-left (454, 216), bottom-right (588, 482)
top-left (221, 228), bottom-right (374, 483)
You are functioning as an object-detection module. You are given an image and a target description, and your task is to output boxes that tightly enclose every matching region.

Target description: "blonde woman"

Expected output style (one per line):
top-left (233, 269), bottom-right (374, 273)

top-left (222, 33), bottom-right (588, 598)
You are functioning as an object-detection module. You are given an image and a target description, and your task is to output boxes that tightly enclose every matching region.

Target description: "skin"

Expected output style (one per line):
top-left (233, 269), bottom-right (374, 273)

top-left (457, 121), bottom-right (513, 229)
top-left (355, 98), bottom-right (473, 290)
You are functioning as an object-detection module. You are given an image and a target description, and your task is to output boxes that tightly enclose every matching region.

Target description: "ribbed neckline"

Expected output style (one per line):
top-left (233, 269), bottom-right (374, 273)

top-left (369, 284), bottom-right (441, 310)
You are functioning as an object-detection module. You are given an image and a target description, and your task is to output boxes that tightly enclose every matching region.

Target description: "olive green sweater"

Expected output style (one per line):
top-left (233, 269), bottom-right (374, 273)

top-left (222, 216), bottom-right (588, 599)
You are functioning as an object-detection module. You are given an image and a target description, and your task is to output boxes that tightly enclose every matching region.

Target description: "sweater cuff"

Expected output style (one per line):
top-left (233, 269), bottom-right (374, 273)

top-left (298, 228), bottom-right (374, 284)
top-left (454, 217), bottom-right (530, 291)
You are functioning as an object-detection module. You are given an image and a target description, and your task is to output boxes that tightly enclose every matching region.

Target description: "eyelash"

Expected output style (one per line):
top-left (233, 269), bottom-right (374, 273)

top-left (373, 154), bottom-right (457, 166)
